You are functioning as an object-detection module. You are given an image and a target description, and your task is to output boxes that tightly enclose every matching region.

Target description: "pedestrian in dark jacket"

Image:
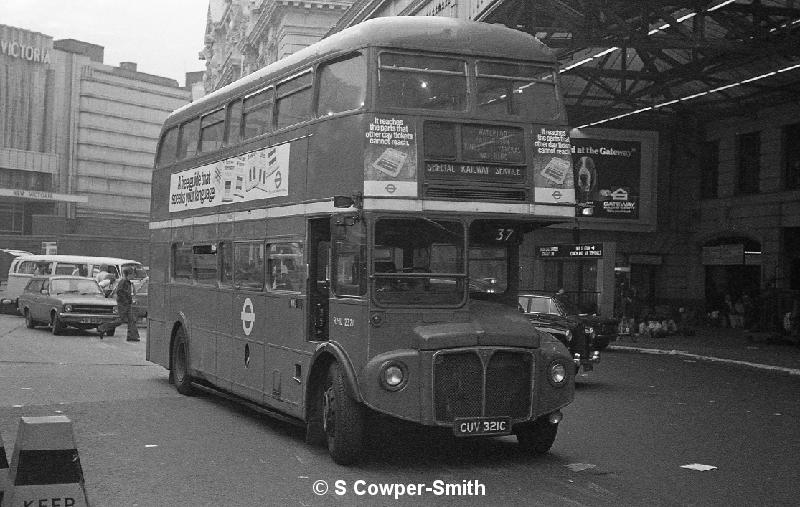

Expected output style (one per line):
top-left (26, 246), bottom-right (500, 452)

top-left (97, 268), bottom-right (140, 341)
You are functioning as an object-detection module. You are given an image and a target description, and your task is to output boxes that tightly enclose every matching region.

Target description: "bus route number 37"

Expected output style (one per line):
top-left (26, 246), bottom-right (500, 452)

top-left (454, 417), bottom-right (511, 437)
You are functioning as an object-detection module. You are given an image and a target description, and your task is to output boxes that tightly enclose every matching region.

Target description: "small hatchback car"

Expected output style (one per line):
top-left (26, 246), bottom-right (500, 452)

top-left (18, 275), bottom-right (118, 335)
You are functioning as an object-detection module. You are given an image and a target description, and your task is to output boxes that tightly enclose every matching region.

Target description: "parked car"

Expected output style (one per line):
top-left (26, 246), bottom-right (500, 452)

top-left (17, 275), bottom-right (118, 335)
top-left (518, 292), bottom-right (618, 372)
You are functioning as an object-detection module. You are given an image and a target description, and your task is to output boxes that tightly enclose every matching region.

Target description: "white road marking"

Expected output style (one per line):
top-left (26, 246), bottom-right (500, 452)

top-left (609, 345), bottom-right (800, 376)
top-left (681, 463), bottom-right (717, 471)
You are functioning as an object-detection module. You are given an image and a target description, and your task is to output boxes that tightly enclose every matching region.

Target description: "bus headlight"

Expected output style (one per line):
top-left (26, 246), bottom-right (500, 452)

top-left (112, 306), bottom-right (118, 314)
top-left (379, 361), bottom-right (408, 391)
top-left (63, 304), bottom-right (73, 313)
top-left (548, 361), bottom-right (568, 386)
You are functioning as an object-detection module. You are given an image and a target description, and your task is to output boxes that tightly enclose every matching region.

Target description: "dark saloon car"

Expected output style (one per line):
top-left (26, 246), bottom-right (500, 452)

top-left (17, 275), bottom-right (118, 335)
top-left (518, 292), bottom-right (618, 372)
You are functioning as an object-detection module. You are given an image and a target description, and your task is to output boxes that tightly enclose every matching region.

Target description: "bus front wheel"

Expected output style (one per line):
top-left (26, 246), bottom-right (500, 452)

top-left (321, 362), bottom-right (364, 465)
top-left (171, 327), bottom-right (195, 396)
top-left (515, 417), bottom-right (558, 454)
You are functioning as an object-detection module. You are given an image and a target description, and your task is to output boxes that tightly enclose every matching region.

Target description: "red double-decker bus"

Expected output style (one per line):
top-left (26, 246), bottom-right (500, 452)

top-left (148, 16), bottom-right (577, 464)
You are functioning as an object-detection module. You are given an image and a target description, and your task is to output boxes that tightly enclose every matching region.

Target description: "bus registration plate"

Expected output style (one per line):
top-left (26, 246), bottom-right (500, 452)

top-left (453, 417), bottom-right (511, 437)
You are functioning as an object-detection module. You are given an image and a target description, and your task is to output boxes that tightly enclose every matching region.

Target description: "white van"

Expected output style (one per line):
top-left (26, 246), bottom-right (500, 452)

top-left (2, 255), bottom-right (147, 308)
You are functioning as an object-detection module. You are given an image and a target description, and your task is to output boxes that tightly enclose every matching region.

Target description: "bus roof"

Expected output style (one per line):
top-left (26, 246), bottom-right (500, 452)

top-left (167, 17), bottom-right (554, 126)
top-left (11, 255), bottom-right (142, 265)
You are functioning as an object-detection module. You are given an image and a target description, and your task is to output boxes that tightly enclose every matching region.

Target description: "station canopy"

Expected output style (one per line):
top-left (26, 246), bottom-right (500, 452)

top-left (479, 0), bottom-right (800, 127)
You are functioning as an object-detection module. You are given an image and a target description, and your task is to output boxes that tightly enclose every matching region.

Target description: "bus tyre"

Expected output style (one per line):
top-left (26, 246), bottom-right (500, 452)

top-left (24, 309), bottom-right (36, 328)
top-left (516, 417), bottom-right (558, 454)
top-left (172, 328), bottom-right (195, 396)
top-left (51, 313), bottom-right (64, 335)
top-left (322, 362), bottom-right (364, 465)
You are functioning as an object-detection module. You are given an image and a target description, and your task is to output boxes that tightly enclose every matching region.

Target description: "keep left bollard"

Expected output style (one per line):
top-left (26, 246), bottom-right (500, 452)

top-left (7, 416), bottom-right (89, 507)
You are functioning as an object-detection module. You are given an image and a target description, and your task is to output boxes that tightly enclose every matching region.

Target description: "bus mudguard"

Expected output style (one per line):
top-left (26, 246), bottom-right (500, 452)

top-left (307, 341), bottom-right (363, 403)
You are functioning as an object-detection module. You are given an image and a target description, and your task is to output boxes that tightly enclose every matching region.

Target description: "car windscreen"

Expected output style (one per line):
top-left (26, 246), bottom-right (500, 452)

top-left (50, 278), bottom-right (103, 296)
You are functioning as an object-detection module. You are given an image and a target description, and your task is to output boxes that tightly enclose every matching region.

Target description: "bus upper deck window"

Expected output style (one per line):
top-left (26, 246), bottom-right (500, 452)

top-left (317, 53), bottom-right (366, 116)
top-left (378, 53), bottom-right (467, 111)
top-left (226, 99), bottom-right (243, 145)
top-left (177, 118), bottom-right (200, 160)
top-left (156, 127), bottom-right (178, 167)
top-left (476, 61), bottom-right (558, 119)
top-left (200, 109), bottom-right (226, 153)
top-left (243, 89), bottom-right (273, 140)
top-left (276, 72), bottom-right (313, 129)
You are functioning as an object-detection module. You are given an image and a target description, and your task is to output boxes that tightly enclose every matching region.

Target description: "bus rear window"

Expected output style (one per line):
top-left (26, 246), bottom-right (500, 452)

top-left (177, 118), bottom-right (200, 160)
top-left (378, 53), bottom-right (467, 111)
top-left (156, 127), bottom-right (178, 167)
top-left (200, 109), bottom-right (225, 153)
top-left (476, 61), bottom-right (558, 119)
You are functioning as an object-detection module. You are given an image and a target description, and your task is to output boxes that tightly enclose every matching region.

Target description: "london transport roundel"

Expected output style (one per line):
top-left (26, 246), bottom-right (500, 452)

top-left (240, 298), bottom-right (255, 336)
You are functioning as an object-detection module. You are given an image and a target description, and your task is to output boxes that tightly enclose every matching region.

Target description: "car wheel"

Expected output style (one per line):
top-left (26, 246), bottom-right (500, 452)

top-left (171, 327), bottom-right (195, 396)
top-left (516, 417), bottom-right (558, 455)
top-left (24, 309), bottom-right (36, 328)
top-left (321, 362), bottom-right (364, 465)
top-left (50, 312), bottom-right (65, 335)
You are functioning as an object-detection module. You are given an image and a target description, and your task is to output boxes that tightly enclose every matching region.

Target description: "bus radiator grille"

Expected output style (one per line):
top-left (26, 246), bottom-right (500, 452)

top-left (433, 350), bottom-right (532, 423)
top-left (485, 351), bottom-right (532, 418)
top-left (434, 351), bottom-right (483, 422)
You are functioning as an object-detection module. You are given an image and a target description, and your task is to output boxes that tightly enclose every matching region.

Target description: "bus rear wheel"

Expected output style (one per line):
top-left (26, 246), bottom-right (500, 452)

top-left (321, 362), bottom-right (364, 465)
top-left (171, 327), bottom-right (195, 396)
top-left (515, 417), bottom-right (558, 455)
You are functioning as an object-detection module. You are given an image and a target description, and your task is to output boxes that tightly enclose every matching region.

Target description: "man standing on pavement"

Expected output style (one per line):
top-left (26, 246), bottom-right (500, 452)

top-left (97, 267), bottom-right (140, 341)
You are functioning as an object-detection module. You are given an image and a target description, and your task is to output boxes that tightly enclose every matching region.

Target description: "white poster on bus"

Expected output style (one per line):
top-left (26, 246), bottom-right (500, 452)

top-left (168, 143), bottom-right (290, 212)
top-left (532, 127), bottom-right (576, 205)
top-left (364, 115), bottom-right (418, 197)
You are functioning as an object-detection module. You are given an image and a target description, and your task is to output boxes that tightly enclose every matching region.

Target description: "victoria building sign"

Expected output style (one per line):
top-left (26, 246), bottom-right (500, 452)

top-left (0, 38), bottom-right (51, 64)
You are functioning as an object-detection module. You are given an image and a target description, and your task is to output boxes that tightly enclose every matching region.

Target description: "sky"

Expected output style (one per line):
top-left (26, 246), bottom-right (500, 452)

top-left (2, 0), bottom-right (209, 86)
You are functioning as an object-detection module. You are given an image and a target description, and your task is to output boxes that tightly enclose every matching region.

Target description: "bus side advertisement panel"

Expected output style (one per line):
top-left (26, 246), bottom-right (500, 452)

top-left (167, 144), bottom-right (291, 213)
top-left (364, 114), bottom-right (418, 197)
top-left (532, 126), bottom-right (575, 204)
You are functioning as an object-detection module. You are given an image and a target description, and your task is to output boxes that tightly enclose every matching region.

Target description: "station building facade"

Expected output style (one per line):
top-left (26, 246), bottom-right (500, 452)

top-left (0, 24), bottom-right (191, 263)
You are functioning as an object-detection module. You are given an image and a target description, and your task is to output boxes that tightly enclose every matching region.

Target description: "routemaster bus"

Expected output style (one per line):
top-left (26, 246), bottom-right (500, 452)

top-left (148, 16), bottom-right (577, 464)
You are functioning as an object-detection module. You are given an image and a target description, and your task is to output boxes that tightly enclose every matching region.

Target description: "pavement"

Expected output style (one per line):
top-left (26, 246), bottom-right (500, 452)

top-left (608, 327), bottom-right (800, 376)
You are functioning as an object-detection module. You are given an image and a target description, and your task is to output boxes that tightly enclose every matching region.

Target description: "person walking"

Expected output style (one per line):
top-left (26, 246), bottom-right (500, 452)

top-left (97, 267), bottom-right (140, 341)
